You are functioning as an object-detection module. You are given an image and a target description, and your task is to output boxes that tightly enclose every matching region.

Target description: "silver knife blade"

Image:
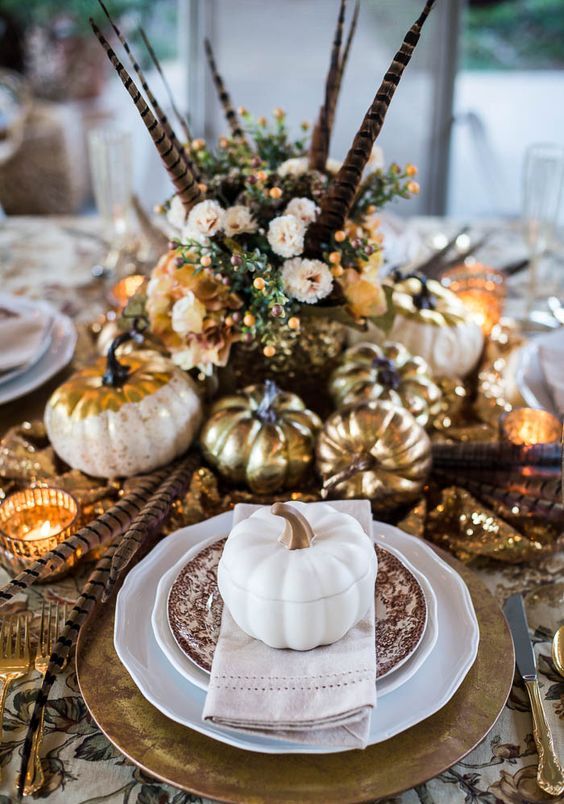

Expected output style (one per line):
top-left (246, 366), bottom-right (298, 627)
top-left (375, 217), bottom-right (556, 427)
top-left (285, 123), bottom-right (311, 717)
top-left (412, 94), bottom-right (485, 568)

top-left (504, 593), bottom-right (537, 680)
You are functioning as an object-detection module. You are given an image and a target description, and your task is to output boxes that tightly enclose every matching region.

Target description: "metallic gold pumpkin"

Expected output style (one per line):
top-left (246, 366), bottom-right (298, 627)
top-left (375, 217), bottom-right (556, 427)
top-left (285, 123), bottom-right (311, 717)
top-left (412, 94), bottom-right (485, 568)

top-left (316, 400), bottom-right (431, 511)
top-left (200, 380), bottom-right (322, 494)
top-left (329, 341), bottom-right (442, 427)
top-left (45, 341), bottom-right (202, 478)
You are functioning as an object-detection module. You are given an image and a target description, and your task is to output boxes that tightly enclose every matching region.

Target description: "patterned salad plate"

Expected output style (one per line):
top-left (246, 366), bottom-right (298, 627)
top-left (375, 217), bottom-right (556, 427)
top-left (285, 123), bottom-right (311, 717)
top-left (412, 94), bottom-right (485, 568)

top-left (166, 538), bottom-right (427, 679)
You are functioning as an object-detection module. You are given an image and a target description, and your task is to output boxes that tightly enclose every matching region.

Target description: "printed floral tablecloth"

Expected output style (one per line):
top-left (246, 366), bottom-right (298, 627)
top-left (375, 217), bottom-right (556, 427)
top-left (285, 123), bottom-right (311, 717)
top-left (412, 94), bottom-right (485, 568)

top-left (0, 216), bottom-right (562, 804)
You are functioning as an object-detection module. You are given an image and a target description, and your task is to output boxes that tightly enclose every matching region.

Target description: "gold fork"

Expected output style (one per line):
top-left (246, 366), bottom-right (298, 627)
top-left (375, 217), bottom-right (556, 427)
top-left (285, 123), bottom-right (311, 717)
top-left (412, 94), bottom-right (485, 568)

top-left (0, 613), bottom-right (32, 782)
top-left (23, 602), bottom-right (67, 796)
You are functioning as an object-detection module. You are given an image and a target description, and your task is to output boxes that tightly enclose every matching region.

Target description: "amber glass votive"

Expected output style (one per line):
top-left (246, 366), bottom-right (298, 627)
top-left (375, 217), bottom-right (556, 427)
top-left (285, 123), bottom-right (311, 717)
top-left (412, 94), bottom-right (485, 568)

top-left (500, 407), bottom-right (562, 446)
top-left (442, 263), bottom-right (506, 336)
top-left (0, 487), bottom-right (80, 580)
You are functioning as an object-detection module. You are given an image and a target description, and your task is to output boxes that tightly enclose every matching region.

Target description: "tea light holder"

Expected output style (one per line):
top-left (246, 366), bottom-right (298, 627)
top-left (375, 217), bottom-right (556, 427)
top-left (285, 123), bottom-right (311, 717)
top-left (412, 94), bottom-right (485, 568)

top-left (0, 487), bottom-right (80, 580)
top-left (500, 407), bottom-right (562, 446)
top-left (108, 274), bottom-right (146, 310)
top-left (442, 263), bottom-right (506, 336)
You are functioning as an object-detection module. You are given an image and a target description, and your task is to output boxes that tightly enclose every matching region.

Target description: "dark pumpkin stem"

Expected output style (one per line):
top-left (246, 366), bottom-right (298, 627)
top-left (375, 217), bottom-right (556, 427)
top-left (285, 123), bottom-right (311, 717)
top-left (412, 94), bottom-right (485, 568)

top-left (413, 276), bottom-right (435, 311)
top-left (322, 454), bottom-right (375, 495)
top-left (102, 332), bottom-right (134, 387)
top-left (256, 379), bottom-right (280, 424)
top-left (372, 356), bottom-right (400, 390)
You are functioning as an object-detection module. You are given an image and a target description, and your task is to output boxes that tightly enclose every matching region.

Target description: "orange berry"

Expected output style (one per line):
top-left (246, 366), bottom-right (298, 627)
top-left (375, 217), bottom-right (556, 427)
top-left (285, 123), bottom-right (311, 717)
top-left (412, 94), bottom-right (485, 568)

top-left (200, 255), bottom-right (212, 268)
top-left (256, 170), bottom-right (268, 182)
top-left (288, 316), bottom-right (300, 330)
top-left (253, 277), bottom-right (266, 291)
top-left (269, 187), bottom-right (282, 199)
top-left (328, 251), bottom-right (341, 264)
top-left (366, 204), bottom-right (377, 215)
top-left (257, 116), bottom-right (267, 126)
top-left (406, 163), bottom-right (418, 176)
top-left (224, 315), bottom-right (234, 327)
top-left (243, 312), bottom-right (256, 327)
top-left (334, 230), bottom-right (346, 243)
top-left (263, 345), bottom-right (276, 358)
top-left (273, 107), bottom-right (285, 119)
top-left (237, 105), bottom-right (248, 116)
top-left (331, 264), bottom-right (344, 277)
top-left (197, 182), bottom-right (208, 194)
top-left (219, 137), bottom-right (229, 149)
top-left (191, 138), bottom-right (205, 151)
top-left (407, 180), bottom-right (420, 195)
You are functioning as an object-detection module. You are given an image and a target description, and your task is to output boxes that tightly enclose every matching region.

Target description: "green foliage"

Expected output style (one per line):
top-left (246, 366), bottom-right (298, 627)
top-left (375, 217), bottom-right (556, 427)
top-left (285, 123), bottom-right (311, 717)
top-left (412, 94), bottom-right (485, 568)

top-left (351, 163), bottom-right (419, 221)
top-left (464, 0), bottom-right (564, 70)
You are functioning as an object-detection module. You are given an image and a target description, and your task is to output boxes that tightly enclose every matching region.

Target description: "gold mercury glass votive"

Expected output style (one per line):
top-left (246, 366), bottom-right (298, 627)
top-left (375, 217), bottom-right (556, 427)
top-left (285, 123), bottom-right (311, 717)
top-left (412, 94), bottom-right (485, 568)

top-left (0, 487), bottom-right (80, 580)
top-left (441, 262), bottom-right (506, 336)
top-left (500, 407), bottom-right (562, 446)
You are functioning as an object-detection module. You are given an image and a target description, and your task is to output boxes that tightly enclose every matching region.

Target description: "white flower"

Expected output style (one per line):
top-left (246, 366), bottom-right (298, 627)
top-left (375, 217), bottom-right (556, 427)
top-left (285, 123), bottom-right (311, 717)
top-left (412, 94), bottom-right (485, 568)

top-left (281, 257), bottom-right (333, 304)
top-left (171, 293), bottom-right (206, 336)
top-left (325, 158), bottom-right (342, 174)
top-left (367, 143), bottom-right (384, 171)
top-left (223, 205), bottom-right (257, 237)
top-left (277, 157), bottom-right (309, 178)
top-left (146, 275), bottom-right (173, 316)
top-left (284, 197), bottom-right (319, 225)
top-left (267, 214), bottom-right (305, 258)
top-left (186, 199), bottom-right (225, 237)
top-left (166, 195), bottom-right (187, 231)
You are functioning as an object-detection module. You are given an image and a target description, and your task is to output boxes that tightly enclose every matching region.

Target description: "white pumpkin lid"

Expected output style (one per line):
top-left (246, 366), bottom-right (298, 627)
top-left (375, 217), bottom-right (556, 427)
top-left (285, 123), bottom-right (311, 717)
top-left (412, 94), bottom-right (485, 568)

top-left (219, 502), bottom-right (376, 603)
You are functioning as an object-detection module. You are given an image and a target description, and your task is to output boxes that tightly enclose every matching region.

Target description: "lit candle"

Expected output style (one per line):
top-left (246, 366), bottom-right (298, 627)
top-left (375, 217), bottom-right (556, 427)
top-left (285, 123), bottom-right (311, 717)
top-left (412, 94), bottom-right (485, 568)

top-left (500, 408), bottom-right (561, 446)
top-left (0, 487), bottom-right (80, 579)
top-left (442, 263), bottom-right (506, 336)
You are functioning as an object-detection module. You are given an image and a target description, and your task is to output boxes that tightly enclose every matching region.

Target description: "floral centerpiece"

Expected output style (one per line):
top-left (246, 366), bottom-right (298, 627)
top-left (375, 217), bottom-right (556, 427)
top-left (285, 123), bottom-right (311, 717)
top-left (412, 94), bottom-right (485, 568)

top-left (91, 0), bottom-right (434, 386)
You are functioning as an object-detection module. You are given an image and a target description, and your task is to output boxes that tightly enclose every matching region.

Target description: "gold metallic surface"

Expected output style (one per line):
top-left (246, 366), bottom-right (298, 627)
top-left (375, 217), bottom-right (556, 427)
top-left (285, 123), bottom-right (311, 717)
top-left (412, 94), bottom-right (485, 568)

top-left (46, 351), bottom-right (178, 420)
top-left (524, 678), bottom-right (564, 796)
top-left (76, 553), bottom-right (515, 804)
top-left (391, 277), bottom-right (471, 327)
top-left (329, 342), bottom-right (442, 427)
top-left (316, 401), bottom-right (431, 511)
top-left (200, 383), bottom-right (322, 494)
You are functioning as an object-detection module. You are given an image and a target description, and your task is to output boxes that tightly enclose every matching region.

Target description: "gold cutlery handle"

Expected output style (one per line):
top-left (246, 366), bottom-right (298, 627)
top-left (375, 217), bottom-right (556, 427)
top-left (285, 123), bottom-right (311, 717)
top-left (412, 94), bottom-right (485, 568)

top-left (23, 708), bottom-right (45, 796)
top-left (0, 679), bottom-right (10, 782)
top-left (525, 679), bottom-right (564, 796)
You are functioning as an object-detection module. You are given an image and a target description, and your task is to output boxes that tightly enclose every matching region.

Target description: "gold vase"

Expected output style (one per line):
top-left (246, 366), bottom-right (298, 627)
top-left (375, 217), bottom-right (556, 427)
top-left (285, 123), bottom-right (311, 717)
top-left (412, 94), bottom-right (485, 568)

top-left (222, 316), bottom-right (347, 415)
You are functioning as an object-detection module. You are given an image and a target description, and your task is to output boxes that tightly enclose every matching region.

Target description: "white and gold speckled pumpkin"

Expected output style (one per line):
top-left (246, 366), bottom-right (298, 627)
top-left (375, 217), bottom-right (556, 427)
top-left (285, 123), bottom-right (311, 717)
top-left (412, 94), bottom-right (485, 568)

top-left (351, 276), bottom-right (484, 378)
top-left (45, 337), bottom-right (202, 478)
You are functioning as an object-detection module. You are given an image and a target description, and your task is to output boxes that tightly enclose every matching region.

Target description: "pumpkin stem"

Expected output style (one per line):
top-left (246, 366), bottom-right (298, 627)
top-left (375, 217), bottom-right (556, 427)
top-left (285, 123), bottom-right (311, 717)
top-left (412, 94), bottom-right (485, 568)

top-left (271, 502), bottom-right (314, 550)
top-left (412, 276), bottom-right (435, 311)
top-left (256, 380), bottom-right (279, 424)
top-left (322, 454), bottom-right (375, 496)
top-left (102, 332), bottom-right (134, 387)
top-left (372, 356), bottom-right (400, 390)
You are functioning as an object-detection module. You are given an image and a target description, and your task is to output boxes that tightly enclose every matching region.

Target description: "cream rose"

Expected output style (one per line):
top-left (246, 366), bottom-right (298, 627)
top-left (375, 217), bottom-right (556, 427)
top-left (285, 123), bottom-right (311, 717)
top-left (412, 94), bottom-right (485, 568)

top-left (186, 199), bottom-right (225, 237)
top-left (284, 197), bottom-right (319, 225)
top-left (281, 257), bottom-right (333, 303)
top-left (277, 157), bottom-right (309, 178)
top-left (267, 214), bottom-right (305, 258)
top-left (171, 293), bottom-right (206, 336)
top-left (166, 194), bottom-right (187, 231)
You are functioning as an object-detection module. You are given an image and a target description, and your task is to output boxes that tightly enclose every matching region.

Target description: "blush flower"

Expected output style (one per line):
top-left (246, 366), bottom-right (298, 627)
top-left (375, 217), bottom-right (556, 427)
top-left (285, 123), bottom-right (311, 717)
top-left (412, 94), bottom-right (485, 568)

top-left (267, 215), bottom-right (305, 258)
top-left (224, 205), bottom-right (257, 237)
top-left (284, 197), bottom-right (319, 225)
top-left (281, 257), bottom-right (333, 303)
top-left (186, 199), bottom-right (225, 237)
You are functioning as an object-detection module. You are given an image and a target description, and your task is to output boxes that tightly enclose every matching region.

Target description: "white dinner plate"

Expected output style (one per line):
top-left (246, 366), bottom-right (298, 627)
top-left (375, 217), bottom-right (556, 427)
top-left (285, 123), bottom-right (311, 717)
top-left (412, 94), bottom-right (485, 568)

top-left (151, 529), bottom-right (438, 698)
top-left (115, 512), bottom-right (479, 755)
top-left (516, 330), bottom-right (562, 415)
top-left (0, 298), bottom-right (76, 405)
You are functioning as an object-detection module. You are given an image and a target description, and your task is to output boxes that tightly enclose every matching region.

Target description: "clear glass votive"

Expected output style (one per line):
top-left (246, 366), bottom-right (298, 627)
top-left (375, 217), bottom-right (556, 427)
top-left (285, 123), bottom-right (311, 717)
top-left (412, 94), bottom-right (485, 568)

top-left (0, 487), bottom-right (80, 579)
top-left (441, 262), bottom-right (506, 336)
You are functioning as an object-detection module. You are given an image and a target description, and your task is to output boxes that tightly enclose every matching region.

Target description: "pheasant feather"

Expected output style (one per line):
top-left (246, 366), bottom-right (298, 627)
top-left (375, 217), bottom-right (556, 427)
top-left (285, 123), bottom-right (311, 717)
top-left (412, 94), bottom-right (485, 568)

top-left (306, 0), bottom-right (436, 252)
top-left (204, 38), bottom-right (248, 143)
top-left (90, 19), bottom-right (202, 212)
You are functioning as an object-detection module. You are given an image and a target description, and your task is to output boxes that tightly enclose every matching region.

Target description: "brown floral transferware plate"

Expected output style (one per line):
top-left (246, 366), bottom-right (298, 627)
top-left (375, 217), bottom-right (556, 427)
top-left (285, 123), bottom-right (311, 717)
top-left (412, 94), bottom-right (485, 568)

top-left (167, 539), bottom-right (427, 679)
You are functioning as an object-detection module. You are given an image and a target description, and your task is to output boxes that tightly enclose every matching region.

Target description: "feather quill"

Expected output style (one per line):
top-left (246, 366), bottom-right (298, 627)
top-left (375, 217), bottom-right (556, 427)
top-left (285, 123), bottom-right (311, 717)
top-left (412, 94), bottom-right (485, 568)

top-left (204, 38), bottom-right (248, 144)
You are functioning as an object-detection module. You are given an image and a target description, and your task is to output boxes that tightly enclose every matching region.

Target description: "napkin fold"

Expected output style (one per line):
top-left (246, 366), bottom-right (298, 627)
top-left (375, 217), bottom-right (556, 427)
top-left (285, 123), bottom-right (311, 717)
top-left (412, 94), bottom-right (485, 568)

top-left (0, 296), bottom-right (50, 373)
top-left (538, 330), bottom-right (564, 415)
top-left (202, 500), bottom-right (376, 749)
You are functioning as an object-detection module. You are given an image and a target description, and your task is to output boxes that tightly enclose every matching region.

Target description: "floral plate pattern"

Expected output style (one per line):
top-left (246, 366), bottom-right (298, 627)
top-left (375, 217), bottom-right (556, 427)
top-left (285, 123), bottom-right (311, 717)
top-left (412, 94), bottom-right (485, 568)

top-left (167, 539), bottom-right (427, 679)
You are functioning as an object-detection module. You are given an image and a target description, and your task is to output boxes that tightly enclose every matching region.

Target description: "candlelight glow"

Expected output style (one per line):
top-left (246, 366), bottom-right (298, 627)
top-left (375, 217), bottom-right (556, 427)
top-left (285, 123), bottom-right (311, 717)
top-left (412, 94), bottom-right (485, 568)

top-left (500, 408), bottom-right (562, 446)
top-left (442, 263), bottom-right (506, 336)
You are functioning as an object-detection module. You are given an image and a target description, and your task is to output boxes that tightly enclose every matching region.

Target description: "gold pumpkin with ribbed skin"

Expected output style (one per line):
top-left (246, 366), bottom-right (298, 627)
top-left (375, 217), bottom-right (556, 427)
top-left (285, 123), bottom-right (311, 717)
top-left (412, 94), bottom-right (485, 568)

top-left (329, 341), bottom-right (442, 428)
top-left (316, 400), bottom-right (431, 511)
top-left (200, 380), bottom-right (322, 494)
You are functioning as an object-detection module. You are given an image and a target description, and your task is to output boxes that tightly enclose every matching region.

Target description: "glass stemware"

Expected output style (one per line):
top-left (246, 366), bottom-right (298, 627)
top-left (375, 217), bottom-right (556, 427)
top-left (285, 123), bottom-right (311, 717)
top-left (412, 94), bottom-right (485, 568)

top-left (522, 143), bottom-right (564, 312)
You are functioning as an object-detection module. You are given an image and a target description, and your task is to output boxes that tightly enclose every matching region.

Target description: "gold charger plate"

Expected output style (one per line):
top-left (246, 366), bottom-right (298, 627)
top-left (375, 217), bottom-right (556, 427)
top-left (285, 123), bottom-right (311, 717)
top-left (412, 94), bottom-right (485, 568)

top-left (76, 550), bottom-right (514, 804)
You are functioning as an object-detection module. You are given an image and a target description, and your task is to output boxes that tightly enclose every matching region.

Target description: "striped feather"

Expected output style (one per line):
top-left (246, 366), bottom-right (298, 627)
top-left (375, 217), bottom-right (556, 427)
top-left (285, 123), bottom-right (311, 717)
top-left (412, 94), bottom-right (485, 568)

top-left (0, 468), bottom-right (169, 606)
top-left (309, 0), bottom-right (347, 171)
top-left (96, 0), bottom-right (199, 180)
top-left (432, 441), bottom-right (562, 470)
top-left (104, 454), bottom-right (198, 599)
top-left (332, 0), bottom-right (360, 127)
top-left (204, 38), bottom-right (248, 143)
top-left (90, 19), bottom-right (202, 212)
top-left (139, 27), bottom-right (194, 147)
top-left (306, 0), bottom-right (436, 253)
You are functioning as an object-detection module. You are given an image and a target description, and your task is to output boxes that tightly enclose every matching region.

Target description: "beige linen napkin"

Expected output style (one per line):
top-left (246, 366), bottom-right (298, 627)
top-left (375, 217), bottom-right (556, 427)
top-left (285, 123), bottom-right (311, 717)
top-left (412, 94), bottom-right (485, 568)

top-left (202, 500), bottom-right (376, 749)
top-left (0, 298), bottom-right (50, 372)
top-left (538, 330), bottom-right (564, 415)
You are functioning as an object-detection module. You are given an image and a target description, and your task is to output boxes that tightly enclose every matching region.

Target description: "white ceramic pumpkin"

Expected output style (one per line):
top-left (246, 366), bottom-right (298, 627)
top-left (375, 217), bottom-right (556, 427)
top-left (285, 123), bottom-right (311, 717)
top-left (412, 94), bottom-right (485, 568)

top-left (218, 501), bottom-right (377, 650)
top-left (350, 276), bottom-right (484, 378)
top-left (45, 337), bottom-right (202, 478)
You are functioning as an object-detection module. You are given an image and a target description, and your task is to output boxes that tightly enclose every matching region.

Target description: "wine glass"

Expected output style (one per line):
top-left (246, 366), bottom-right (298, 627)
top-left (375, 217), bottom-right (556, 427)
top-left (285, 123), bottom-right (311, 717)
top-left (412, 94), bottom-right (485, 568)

top-left (0, 70), bottom-right (31, 223)
top-left (522, 143), bottom-right (564, 312)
